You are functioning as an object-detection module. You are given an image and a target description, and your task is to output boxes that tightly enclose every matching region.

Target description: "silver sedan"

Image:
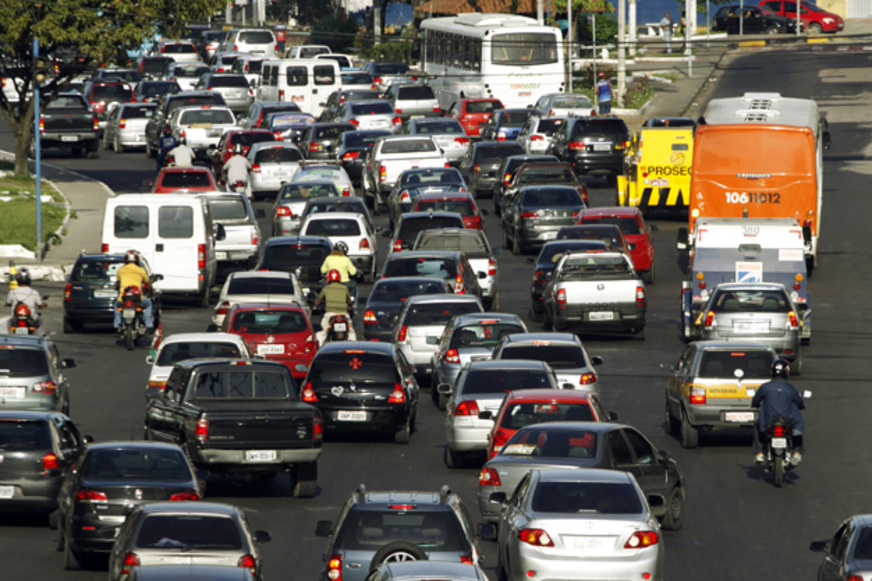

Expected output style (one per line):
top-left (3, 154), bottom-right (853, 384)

top-left (402, 118), bottom-right (470, 165)
top-left (247, 141), bottom-right (304, 199)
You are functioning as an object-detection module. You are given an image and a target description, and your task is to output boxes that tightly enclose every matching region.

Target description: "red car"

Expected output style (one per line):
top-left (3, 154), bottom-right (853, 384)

top-left (209, 129), bottom-right (276, 176)
top-left (444, 98), bottom-right (504, 138)
top-left (483, 388), bottom-right (613, 460)
top-left (758, 0), bottom-right (844, 33)
top-left (222, 303), bottom-right (318, 379)
top-left (151, 166), bottom-right (218, 193)
top-left (576, 206), bottom-right (655, 283)
top-left (412, 191), bottom-right (483, 230)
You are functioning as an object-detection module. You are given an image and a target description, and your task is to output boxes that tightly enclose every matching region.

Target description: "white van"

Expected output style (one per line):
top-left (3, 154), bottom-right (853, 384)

top-left (101, 194), bottom-right (223, 305)
top-left (257, 58), bottom-right (340, 117)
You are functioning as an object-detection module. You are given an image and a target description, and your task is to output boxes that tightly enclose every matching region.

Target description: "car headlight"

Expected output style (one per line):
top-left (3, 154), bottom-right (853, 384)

top-left (823, 17), bottom-right (834, 23)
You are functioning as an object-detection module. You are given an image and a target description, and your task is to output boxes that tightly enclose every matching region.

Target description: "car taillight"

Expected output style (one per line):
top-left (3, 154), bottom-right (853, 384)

top-left (397, 325), bottom-right (408, 342)
top-left (568, 141), bottom-right (585, 150)
top-left (168, 491), bottom-right (200, 501)
top-left (496, 131), bottom-right (506, 141)
top-left (302, 382), bottom-right (318, 402)
top-left (215, 301), bottom-right (231, 316)
top-left (250, 226), bottom-right (259, 247)
top-left (379, 165), bottom-right (387, 181)
top-left (121, 552), bottom-right (140, 575)
top-left (342, 151), bottom-right (359, 160)
top-left (590, 109), bottom-right (597, 116)
top-left (556, 288), bottom-right (567, 309)
top-left (31, 380), bottom-right (55, 395)
top-left (580, 372), bottom-right (596, 385)
top-left (443, 349), bottom-right (460, 364)
top-left (251, 163), bottom-right (261, 173)
top-left (479, 467), bottom-right (502, 486)
top-left (392, 116), bottom-right (402, 126)
top-left (636, 285), bottom-right (645, 307)
top-left (491, 429), bottom-right (510, 455)
top-left (533, 270), bottom-right (548, 286)
top-left (393, 239), bottom-right (403, 252)
top-left (197, 244), bottom-right (206, 270)
top-left (64, 282), bottom-right (72, 301)
top-left (195, 417), bottom-right (208, 442)
top-left (472, 163), bottom-right (481, 174)
top-left (454, 274), bottom-right (464, 294)
top-left (75, 489), bottom-right (108, 502)
top-left (388, 383), bottom-right (406, 403)
top-left (309, 141), bottom-right (320, 152)
top-left (454, 136), bottom-right (470, 144)
top-left (42, 452), bottom-right (60, 473)
top-left (454, 400), bottom-right (480, 416)
top-left (364, 310), bottom-right (377, 324)
top-left (625, 531), bottom-right (659, 549)
top-left (233, 44), bottom-right (239, 51)
top-left (313, 416), bottom-right (323, 440)
top-left (238, 554), bottom-right (256, 576)
top-left (327, 554), bottom-right (342, 581)
top-left (148, 380), bottom-right (167, 393)
top-left (101, 243), bottom-right (109, 252)
top-left (359, 238), bottom-right (370, 250)
top-left (93, 116), bottom-right (99, 132)
top-left (689, 386), bottom-right (706, 405)
top-left (39, 114), bottom-right (45, 132)
top-left (530, 134), bottom-right (543, 141)
top-left (470, 215), bottom-right (483, 229)
top-left (394, 108), bottom-right (403, 114)
top-left (519, 528), bottom-right (554, 547)
top-left (273, 131), bottom-right (284, 140)
top-left (279, 89), bottom-right (285, 100)
top-left (349, 118), bottom-right (360, 127)
top-left (488, 258), bottom-right (497, 276)
top-left (703, 310), bottom-right (715, 328)
top-left (275, 206), bottom-right (292, 217)
top-left (118, 118), bottom-right (126, 129)
top-left (520, 211), bottom-right (537, 219)
top-left (399, 191), bottom-right (410, 204)
top-left (788, 310), bottom-right (799, 328)
top-left (374, 76), bottom-right (382, 84)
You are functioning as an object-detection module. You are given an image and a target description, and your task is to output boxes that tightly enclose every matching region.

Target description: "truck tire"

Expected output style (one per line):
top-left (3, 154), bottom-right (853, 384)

top-left (292, 462), bottom-right (317, 498)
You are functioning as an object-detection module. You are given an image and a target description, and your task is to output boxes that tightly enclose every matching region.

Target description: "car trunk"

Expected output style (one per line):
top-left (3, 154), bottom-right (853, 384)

top-left (76, 479), bottom-right (194, 518)
top-left (197, 404), bottom-right (317, 445)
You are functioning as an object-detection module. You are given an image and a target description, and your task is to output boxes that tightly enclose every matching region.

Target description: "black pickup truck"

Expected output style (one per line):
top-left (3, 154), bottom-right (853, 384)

top-left (143, 358), bottom-right (322, 497)
top-left (37, 92), bottom-right (99, 157)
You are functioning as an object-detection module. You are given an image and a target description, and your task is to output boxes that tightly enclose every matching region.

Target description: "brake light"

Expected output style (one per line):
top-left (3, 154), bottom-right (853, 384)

top-left (42, 452), bottom-right (60, 473)
top-left (392, 116), bottom-right (402, 126)
top-left (215, 301), bottom-right (231, 316)
top-left (519, 528), bottom-right (554, 547)
top-left (454, 136), bottom-right (470, 145)
top-left (121, 552), bottom-right (140, 575)
top-left (327, 554), bottom-right (342, 581)
top-left (251, 163), bottom-right (261, 174)
top-left (168, 491), bottom-right (200, 501)
top-left (101, 243), bottom-right (109, 252)
top-left (397, 325), bottom-right (408, 342)
top-left (399, 191), bottom-right (410, 204)
top-left (520, 211), bottom-right (537, 219)
top-left (479, 467), bottom-right (502, 486)
top-left (472, 163), bottom-right (481, 174)
top-left (703, 310), bottom-right (715, 328)
top-left (379, 165), bottom-right (387, 182)
top-left (689, 386), bottom-right (706, 405)
top-left (273, 132), bottom-right (284, 140)
top-left (342, 151), bottom-right (359, 161)
top-left (195, 417), bottom-right (208, 442)
top-left (148, 380), bottom-right (167, 393)
top-left (302, 333), bottom-right (317, 354)
top-left (39, 114), bottom-right (44, 132)
top-left (349, 118), bottom-right (360, 127)
top-left (93, 116), bottom-right (99, 132)
top-left (394, 108), bottom-right (403, 114)
top-left (454, 274), bottom-right (464, 294)
top-left (580, 372), bottom-right (596, 385)
top-left (393, 239), bottom-right (403, 252)
top-left (309, 141), bottom-right (320, 152)
top-left (491, 429), bottom-right (509, 455)
top-left (470, 215), bottom-right (482, 229)
top-left (460, 555), bottom-right (473, 565)
top-left (33, 381), bottom-right (57, 395)
top-left (64, 282), bottom-right (72, 301)
top-left (388, 383), bottom-right (406, 403)
top-left (568, 142), bottom-right (585, 150)
top-left (238, 554), bottom-right (256, 576)
top-left (197, 244), bottom-right (206, 270)
top-left (496, 131), bottom-right (506, 141)
top-left (363, 310), bottom-right (377, 324)
top-left (275, 206), bottom-right (292, 217)
top-left (443, 349), bottom-right (460, 364)
top-left (530, 134), bottom-right (543, 141)
top-left (787, 310), bottom-right (799, 328)
top-left (374, 77), bottom-right (382, 84)
top-left (302, 382), bottom-right (318, 402)
top-left (233, 44), bottom-right (239, 51)
top-left (75, 489), bottom-right (108, 502)
top-left (118, 118), bottom-right (126, 129)
top-left (279, 89), bottom-right (285, 100)
top-left (313, 416), bottom-right (323, 440)
top-left (488, 258), bottom-right (496, 276)
top-left (636, 286), bottom-right (645, 307)
top-left (250, 226), bottom-right (259, 247)
top-left (556, 288), bottom-right (567, 309)
top-left (454, 400), bottom-right (480, 416)
top-left (625, 531), bottom-right (659, 549)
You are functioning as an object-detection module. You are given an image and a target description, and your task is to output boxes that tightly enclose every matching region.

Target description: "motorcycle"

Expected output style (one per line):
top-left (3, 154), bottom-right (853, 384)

top-left (325, 313), bottom-right (352, 342)
top-left (117, 285), bottom-right (148, 350)
top-left (8, 300), bottom-right (43, 335)
top-left (229, 180), bottom-right (247, 194)
top-left (761, 417), bottom-right (799, 488)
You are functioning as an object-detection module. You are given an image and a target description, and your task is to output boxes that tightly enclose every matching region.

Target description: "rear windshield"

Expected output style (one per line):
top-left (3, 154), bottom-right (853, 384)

top-left (537, 242), bottom-right (607, 264)
top-left (370, 279), bottom-right (447, 302)
top-left (531, 481), bottom-right (642, 514)
top-left (239, 30), bottom-right (274, 43)
top-left (500, 345), bottom-right (586, 368)
top-left (401, 170), bottom-right (462, 186)
top-left (121, 105), bottom-right (157, 119)
top-left (174, 65), bottom-right (210, 78)
top-left (341, 72), bottom-right (373, 85)
top-left (398, 217), bottom-right (464, 242)
top-left (474, 144), bottom-right (524, 162)
top-left (162, 43), bottom-right (197, 54)
top-left (556, 227), bottom-right (621, 247)
top-left (314, 125), bottom-right (351, 139)
top-left (519, 168), bottom-right (575, 184)
top-left (460, 368), bottom-right (553, 394)
top-left (254, 147), bottom-right (303, 164)
top-left (83, 448), bottom-right (190, 480)
top-left (140, 59), bottom-right (172, 75)
top-left (466, 100), bottom-right (500, 113)
top-left (0, 348), bottom-right (48, 377)
top-left (698, 349), bottom-right (774, 379)
top-left (167, 96), bottom-right (224, 115)
top-left (343, 131), bottom-right (389, 148)
top-left (46, 96), bottom-right (87, 110)
top-left (236, 60), bottom-right (263, 74)
top-left (309, 351), bottom-right (398, 383)
top-left (99, 70), bottom-right (140, 83)
top-left (298, 46), bottom-right (329, 58)
top-left (416, 233), bottom-right (487, 254)
top-left (180, 109), bottom-right (234, 125)
top-left (136, 515), bottom-right (242, 550)
top-left (580, 216), bottom-right (641, 235)
top-left (384, 257), bottom-right (457, 279)
top-left (415, 199), bottom-right (473, 216)
top-left (501, 407), bottom-right (596, 431)
top-left (92, 85), bottom-right (132, 101)
top-left (571, 119), bottom-right (628, 137)
top-left (449, 322), bottom-right (524, 350)
top-left (350, 102), bottom-right (394, 115)
top-left (521, 188), bottom-right (582, 207)
top-left (194, 369), bottom-right (293, 399)
top-left (381, 139), bottom-right (437, 154)
top-left (505, 425), bottom-right (600, 456)
top-left (296, 168), bottom-right (342, 182)
top-left (210, 75), bottom-right (249, 88)
top-left (72, 259), bottom-right (124, 283)
top-left (372, 63), bottom-right (409, 75)
top-left (304, 218), bottom-right (361, 237)
top-left (0, 419), bottom-right (50, 450)
top-left (557, 255), bottom-right (632, 277)
top-left (261, 243), bottom-right (330, 269)
top-left (304, 201), bottom-right (366, 218)
top-left (397, 86), bottom-right (435, 99)
top-left (156, 341), bottom-right (243, 366)
top-left (710, 290), bottom-right (790, 313)
top-left (499, 110), bottom-right (535, 127)
top-left (334, 509), bottom-right (464, 551)
top-left (552, 95), bottom-right (593, 109)
top-left (402, 301), bottom-right (481, 327)
top-left (138, 82), bottom-right (180, 99)
top-left (159, 171), bottom-right (213, 189)
top-left (207, 197), bottom-right (248, 220)
top-left (226, 277), bottom-right (297, 296)
top-left (228, 132), bottom-right (274, 147)
top-left (230, 310), bottom-right (308, 334)
top-left (536, 119), bottom-right (565, 135)
top-left (344, 90), bottom-right (382, 102)
top-left (412, 121), bottom-right (463, 135)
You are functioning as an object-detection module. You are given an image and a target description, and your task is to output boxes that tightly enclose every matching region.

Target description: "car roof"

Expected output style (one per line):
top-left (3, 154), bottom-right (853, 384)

top-left (159, 166), bottom-right (212, 174)
top-left (86, 441), bottom-right (184, 452)
top-left (403, 294), bottom-right (480, 306)
top-left (466, 359), bottom-right (550, 371)
top-left (453, 313), bottom-right (523, 325)
top-left (229, 270), bottom-right (294, 280)
top-left (159, 332), bottom-right (247, 345)
top-left (501, 332), bottom-right (581, 346)
top-left (0, 409), bottom-right (63, 421)
top-left (138, 501), bottom-right (241, 515)
top-left (400, 211), bottom-right (465, 222)
top-left (415, 191), bottom-right (474, 202)
top-left (130, 565), bottom-right (254, 581)
top-left (387, 250), bottom-right (462, 259)
top-left (580, 206), bottom-right (643, 219)
top-left (303, 211), bottom-right (365, 222)
top-left (356, 488), bottom-right (453, 505)
top-left (380, 562), bottom-right (485, 580)
top-left (228, 302), bottom-right (306, 313)
top-left (503, 389), bottom-right (594, 403)
top-left (317, 341), bottom-right (395, 356)
top-left (262, 235), bottom-right (331, 247)
top-left (0, 334), bottom-right (50, 348)
top-left (713, 282), bottom-right (787, 291)
top-left (690, 340), bottom-right (777, 351)
top-left (174, 358), bottom-right (290, 371)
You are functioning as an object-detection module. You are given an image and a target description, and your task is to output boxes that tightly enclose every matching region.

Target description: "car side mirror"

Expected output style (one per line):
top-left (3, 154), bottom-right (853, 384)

top-left (809, 540), bottom-right (829, 553)
top-left (591, 356), bottom-right (603, 366)
top-left (657, 450), bottom-right (670, 463)
top-left (319, 102), bottom-right (326, 107)
top-left (437, 383), bottom-right (452, 395)
top-left (561, 383), bottom-right (574, 390)
top-left (478, 271), bottom-right (487, 279)
top-left (253, 530), bottom-right (272, 543)
top-left (650, 224), bottom-right (659, 232)
top-left (83, 434), bottom-right (94, 443)
top-left (315, 520), bottom-right (334, 537)
top-left (480, 208), bottom-right (489, 216)
top-left (477, 522), bottom-right (498, 542)
top-left (659, 363), bottom-right (676, 372)
top-left (206, 324), bottom-right (219, 332)
top-left (145, 355), bottom-right (155, 365)
top-left (62, 358), bottom-right (77, 369)
top-left (628, 242), bottom-right (637, 250)
top-left (151, 274), bottom-right (164, 282)
top-left (143, 179), bottom-right (155, 187)
top-left (215, 224), bottom-right (226, 241)
top-left (208, 143), bottom-right (217, 150)
top-left (478, 410), bottom-right (494, 421)
top-left (647, 494), bottom-right (665, 508)
top-left (606, 411), bottom-right (618, 421)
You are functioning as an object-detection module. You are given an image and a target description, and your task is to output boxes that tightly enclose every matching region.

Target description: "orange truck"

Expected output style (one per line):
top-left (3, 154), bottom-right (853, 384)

top-left (685, 93), bottom-right (830, 271)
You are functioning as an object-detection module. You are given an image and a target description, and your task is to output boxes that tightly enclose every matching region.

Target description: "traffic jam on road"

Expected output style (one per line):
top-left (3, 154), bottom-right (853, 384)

top-left (4, 13), bottom-right (866, 581)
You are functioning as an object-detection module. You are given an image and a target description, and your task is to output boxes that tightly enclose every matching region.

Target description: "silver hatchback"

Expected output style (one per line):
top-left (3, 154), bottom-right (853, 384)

top-left (0, 335), bottom-right (76, 415)
top-left (247, 141), bottom-right (304, 198)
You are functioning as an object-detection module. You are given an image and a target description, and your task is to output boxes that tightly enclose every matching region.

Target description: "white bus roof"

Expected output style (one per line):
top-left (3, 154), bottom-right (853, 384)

top-left (420, 13), bottom-right (557, 36)
top-left (695, 217), bottom-right (805, 248)
top-left (702, 92), bottom-right (820, 133)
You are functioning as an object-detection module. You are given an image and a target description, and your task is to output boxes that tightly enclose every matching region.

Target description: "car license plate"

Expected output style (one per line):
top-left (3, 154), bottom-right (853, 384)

top-left (564, 535), bottom-right (612, 552)
top-left (123, 308), bottom-right (136, 318)
top-left (337, 410), bottom-right (367, 422)
top-left (257, 344), bottom-right (285, 355)
top-left (0, 486), bottom-right (14, 499)
top-left (244, 450), bottom-right (277, 462)
top-left (735, 321), bottom-right (769, 333)
top-left (61, 135), bottom-right (79, 142)
top-left (771, 437), bottom-right (787, 449)
top-left (725, 411), bottom-right (755, 423)
top-left (589, 311), bottom-right (615, 321)
top-left (13, 327), bottom-right (29, 335)
top-left (333, 323), bottom-right (347, 332)
top-left (0, 387), bottom-right (24, 399)
top-left (410, 115), bottom-right (425, 120)
top-left (215, 251), bottom-right (228, 260)
top-left (592, 142), bottom-right (611, 151)
top-left (94, 289), bottom-right (116, 299)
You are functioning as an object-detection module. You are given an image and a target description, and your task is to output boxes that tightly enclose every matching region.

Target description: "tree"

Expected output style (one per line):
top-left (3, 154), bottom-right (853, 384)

top-left (551, 0), bottom-right (615, 45)
top-left (0, 0), bottom-right (224, 177)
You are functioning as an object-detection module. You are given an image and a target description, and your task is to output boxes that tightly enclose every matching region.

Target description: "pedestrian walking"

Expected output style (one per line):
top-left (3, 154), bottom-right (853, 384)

top-left (596, 72), bottom-right (612, 115)
top-left (661, 11), bottom-right (673, 53)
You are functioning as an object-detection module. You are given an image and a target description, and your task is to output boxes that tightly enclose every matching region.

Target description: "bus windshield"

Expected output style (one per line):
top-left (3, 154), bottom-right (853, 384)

top-left (491, 33), bottom-right (558, 65)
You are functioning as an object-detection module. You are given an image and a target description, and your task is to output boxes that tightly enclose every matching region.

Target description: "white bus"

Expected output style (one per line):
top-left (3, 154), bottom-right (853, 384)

top-left (419, 13), bottom-right (565, 110)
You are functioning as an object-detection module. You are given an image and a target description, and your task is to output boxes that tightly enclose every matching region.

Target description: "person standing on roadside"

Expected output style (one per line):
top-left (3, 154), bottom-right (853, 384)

top-left (677, 11), bottom-right (688, 52)
top-left (661, 11), bottom-right (673, 53)
top-left (596, 72), bottom-right (612, 115)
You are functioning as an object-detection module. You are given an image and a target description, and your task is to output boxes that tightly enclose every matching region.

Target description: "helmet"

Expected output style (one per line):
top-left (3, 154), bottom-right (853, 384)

top-left (234, 143), bottom-right (244, 155)
top-left (177, 135), bottom-right (186, 145)
top-left (327, 269), bottom-right (341, 283)
top-left (771, 358), bottom-right (790, 379)
top-left (15, 267), bottom-right (31, 286)
top-left (598, 72), bottom-right (605, 79)
top-left (334, 241), bottom-right (348, 254)
top-left (162, 124), bottom-right (172, 135)
top-left (124, 250), bottom-right (140, 265)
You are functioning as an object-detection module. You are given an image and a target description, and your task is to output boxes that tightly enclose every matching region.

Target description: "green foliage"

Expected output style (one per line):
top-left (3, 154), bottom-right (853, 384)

top-left (362, 40), bottom-right (412, 63)
top-left (310, 12), bottom-right (361, 53)
top-left (576, 14), bottom-right (619, 43)
top-left (0, 163), bottom-right (65, 251)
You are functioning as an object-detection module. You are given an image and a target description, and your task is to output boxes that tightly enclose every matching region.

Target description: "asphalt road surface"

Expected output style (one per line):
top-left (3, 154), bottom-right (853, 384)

top-left (2, 49), bottom-right (872, 580)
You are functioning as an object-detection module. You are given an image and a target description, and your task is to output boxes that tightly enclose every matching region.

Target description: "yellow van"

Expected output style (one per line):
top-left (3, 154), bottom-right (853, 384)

top-left (617, 120), bottom-right (694, 213)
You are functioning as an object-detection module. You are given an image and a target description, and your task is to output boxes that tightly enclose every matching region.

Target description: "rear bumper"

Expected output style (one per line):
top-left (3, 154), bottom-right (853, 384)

top-left (684, 403), bottom-right (758, 429)
top-left (0, 477), bottom-right (62, 511)
top-left (40, 132), bottom-right (98, 149)
top-left (553, 304), bottom-right (646, 331)
top-left (194, 446), bottom-right (322, 469)
top-left (317, 404), bottom-right (410, 432)
top-left (567, 153), bottom-right (623, 176)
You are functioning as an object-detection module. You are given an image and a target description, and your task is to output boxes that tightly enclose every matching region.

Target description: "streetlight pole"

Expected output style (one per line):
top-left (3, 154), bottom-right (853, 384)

top-left (32, 38), bottom-right (43, 262)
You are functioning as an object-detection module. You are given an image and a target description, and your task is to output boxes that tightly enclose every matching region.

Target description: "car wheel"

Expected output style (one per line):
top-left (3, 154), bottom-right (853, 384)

top-left (56, 519), bottom-right (65, 551)
top-left (807, 22), bottom-right (823, 34)
top-left (529, 306), bottom-right (543, 323)
top-left (71, 147), bottom-right (83, 157)
top-left (444, 446), bottom-right (464, 469)
top-left (103, 132), bottom-right (111, 150)
top-left (145, 137), bottom-right (155, 158)
top-left (369, 541), bottom-right (428, 571)
top-left (62, 317), bottom-right (76, 334)
top-left (86, 142), bottom-right (99, 159)
top-left (766, 26), bottom-right (780, 34)
top-left (643, 267), bottom-right (655, 285)
top-left (63, 535), bottom-right (81, 570)
top-left (792, 353), bottom-right (802, 376)
top-left (496, 558), bottom-right (509, 581)
top-left (661, 486), bottom-right (686, 530)
top-left (511, 231), bottom-right (522, 255)
top-left (199, 285), bottom-right (211, 308)
top-left (664, 401), bottom-right (680, 436)
top-left (291, 462), bottom-right (318, 498)
top-left (113, 134), bottom-right (123, 153)
top-left (552, 319), bottom-right (568, 332)
top-left (680, 408), bottom-right (699, 449)
top-left (394, 417), bottom-right (411, 444)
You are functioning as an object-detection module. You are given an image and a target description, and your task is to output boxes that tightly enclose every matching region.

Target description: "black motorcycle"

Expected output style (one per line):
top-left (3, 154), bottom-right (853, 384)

top-left (761, 417), bottom-right (799, 487)
top-left (117, 285), bottom-right (148, 350)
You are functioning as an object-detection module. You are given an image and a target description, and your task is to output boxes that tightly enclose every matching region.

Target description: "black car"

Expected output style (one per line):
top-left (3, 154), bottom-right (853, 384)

top-left (386, 167), bottom-right (467, 229)
top-left (254, 236), bottom-right (333, 295)
top-left (380, 250), bottom-right (484, 298)
top-left (713, 5), bottom-right (800, 34)
top-left (390, 211), bottom-right (466, 253)
top-left (243, 100), bottom-right (302, 129)
top-left (302, 122), bottom-right (356, 160)
top-left (319, 89), bottom-right (382, 123)
top-left (458, 141), bottom-right (525, 198)
top-left (134, 80), bottom-right (182, 103)
top-left (302, 342), bottom-right (419, 444)
top-left (0, 410), bottom-right (86, 524)
top-left (136, 56), bottom-right (174, 80)
top-left (333, 129), bottom-right (392, 185)
top-left (300, 196), bottom-right (373, 231)
top-left (64, 252), bottom-right (163, 333)
top-left (56, 441), bottom-right (201, 569)
top-left (548, 116), bottom-right (629, 179)
top-left (502, 186), bottom-right (587, 254)
top-left (362, 276), bottom-right (452, 341)
top-left (492, 154), bottom-right (558, 214)
top-left (530, 240), bottom-right (609, 318)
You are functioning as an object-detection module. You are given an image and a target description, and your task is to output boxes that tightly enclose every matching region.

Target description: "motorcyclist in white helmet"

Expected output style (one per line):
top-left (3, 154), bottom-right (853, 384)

top-left (5, 267), bottom-right (46, 327)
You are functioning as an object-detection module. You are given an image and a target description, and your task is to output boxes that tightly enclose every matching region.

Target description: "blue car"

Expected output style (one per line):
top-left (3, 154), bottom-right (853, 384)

top-left (479, 108), bottom-right (538, 141)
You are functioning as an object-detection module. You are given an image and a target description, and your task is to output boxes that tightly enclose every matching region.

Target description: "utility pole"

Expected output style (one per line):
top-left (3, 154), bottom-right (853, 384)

top-left (32, 38), bottom-right (44, 261)
top-left (537, 0), bottom-right (544, 24)
top-left (617, 0), bottom-right (626, 107)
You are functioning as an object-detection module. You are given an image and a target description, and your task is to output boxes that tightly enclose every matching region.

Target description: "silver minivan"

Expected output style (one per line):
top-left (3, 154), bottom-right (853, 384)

top-left (221, 28), bottom-right (278, 57)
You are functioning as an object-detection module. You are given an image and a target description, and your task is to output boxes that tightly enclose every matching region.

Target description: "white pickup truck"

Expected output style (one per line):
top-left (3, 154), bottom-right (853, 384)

top-left (362, 135), bottom-right (448, 212)
top-left (541, 251), bottom-right (646, 336)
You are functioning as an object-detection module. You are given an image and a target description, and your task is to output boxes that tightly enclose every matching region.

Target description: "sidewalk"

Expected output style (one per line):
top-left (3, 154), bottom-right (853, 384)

top-left (6, 20), bottom-right (872, 280)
